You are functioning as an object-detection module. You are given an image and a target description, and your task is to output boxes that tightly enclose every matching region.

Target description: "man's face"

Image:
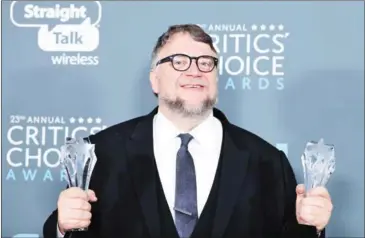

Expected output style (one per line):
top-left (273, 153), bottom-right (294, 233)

top-left (150, 32), bottom-right (218, 117)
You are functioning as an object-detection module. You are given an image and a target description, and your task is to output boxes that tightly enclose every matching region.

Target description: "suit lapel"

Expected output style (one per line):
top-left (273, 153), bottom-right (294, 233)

top-left (211, 109), bottom-right (251, 238)
top-left (125, 108), bottom-right (161, 238)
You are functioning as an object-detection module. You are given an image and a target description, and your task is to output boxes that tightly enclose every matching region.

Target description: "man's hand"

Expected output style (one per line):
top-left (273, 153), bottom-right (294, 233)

top-left (296, 184), bottom-right (333, 231)
top-left (57, 187), bottom-right (98, 234)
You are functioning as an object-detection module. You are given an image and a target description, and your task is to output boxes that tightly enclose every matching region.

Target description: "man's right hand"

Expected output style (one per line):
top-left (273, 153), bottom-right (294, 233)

top-left (57, 187), bottom-right (98, 234)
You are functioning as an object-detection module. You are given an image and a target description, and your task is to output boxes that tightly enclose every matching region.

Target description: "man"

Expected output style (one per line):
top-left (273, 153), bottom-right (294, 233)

top-left (43, 24), bottom-right (333, 238)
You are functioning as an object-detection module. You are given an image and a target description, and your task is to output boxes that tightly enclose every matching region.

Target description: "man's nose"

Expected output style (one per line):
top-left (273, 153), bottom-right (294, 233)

top-left (185, 61), bottom-right (202, 76)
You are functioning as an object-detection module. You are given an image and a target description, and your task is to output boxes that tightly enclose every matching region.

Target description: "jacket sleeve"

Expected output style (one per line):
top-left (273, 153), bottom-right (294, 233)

top-left (42, 209), bottom-right (59, 238)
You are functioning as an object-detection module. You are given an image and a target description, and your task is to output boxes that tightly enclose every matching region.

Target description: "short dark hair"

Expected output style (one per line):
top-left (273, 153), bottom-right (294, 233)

top-left (151, 24), bottom-right (216, 97)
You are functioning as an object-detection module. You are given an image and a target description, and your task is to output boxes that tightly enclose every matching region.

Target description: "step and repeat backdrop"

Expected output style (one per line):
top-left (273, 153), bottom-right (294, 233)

top-left (2, 1), bottom-right (364, 237)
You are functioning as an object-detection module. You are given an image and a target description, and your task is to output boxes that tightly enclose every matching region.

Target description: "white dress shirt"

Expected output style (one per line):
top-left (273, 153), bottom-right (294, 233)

top-left (153, 111), bottom-right (223, 220)
top-left (57, 111), bottom-right (223, 237)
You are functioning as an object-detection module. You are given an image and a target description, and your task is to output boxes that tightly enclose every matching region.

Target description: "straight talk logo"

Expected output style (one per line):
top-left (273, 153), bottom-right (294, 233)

top-left (10, 1), bottom-right (102, 66)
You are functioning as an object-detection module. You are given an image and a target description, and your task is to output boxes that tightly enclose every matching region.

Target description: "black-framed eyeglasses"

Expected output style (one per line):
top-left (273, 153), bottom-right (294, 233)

top-left (155, 53), bottom-right (218, 73)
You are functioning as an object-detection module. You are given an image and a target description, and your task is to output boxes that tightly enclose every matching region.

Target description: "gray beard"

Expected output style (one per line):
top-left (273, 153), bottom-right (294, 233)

top-left (160, 96), bottom-right (216, 118)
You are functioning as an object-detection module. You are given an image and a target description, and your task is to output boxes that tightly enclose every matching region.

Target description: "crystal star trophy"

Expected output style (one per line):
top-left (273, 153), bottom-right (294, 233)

top-left (60, 137), bottom-right (98, 231)
top-left (301, 138), bottom-right (335, 193)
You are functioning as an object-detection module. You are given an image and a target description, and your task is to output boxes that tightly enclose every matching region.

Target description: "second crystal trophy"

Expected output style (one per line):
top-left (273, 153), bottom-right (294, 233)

top-left (301, 138), bottom-right (335, 193)
top-left (60, 137), bottom-right (98, 231)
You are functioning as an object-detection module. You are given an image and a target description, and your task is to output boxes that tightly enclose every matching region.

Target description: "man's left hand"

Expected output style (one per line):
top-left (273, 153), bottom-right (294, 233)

top-left (296, 184), bottom-right (333, 231)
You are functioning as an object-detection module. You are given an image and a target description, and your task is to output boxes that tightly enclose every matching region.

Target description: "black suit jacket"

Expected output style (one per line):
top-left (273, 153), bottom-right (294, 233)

top-left (43, 107), bottom-right (325, 238)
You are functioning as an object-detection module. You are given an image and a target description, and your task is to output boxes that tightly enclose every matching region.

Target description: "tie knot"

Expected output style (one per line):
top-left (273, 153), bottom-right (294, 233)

top-left (178, 133), bottom-right (193, 148)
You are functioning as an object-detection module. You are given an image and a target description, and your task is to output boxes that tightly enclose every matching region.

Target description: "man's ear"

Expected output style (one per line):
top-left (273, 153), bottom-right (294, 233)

top-left (149, 70), bottom-right (159, 94)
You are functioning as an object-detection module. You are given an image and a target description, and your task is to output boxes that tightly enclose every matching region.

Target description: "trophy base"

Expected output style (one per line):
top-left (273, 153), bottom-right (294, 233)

top-left (71, 227), bottom-right (88, 232)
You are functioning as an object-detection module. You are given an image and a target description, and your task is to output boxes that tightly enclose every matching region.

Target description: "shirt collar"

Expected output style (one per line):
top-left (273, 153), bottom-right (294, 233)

top-left (153, 110), bottom-right (219, 146)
